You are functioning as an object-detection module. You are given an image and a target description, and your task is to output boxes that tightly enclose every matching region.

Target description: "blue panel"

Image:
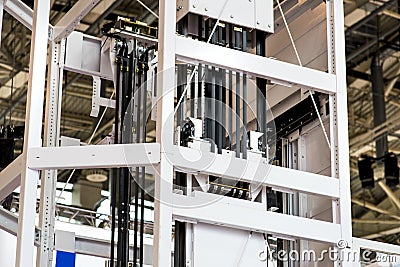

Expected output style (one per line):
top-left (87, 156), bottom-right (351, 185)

top-left (55, 251), bottom-right (76, 267)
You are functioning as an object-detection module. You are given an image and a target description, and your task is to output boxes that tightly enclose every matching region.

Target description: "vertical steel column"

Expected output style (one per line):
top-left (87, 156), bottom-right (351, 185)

top-left (140, 56), bottom-right (148, 267)
top-left (228, 70), bottom-right (233, 149)
top-left (241, 29), bottom-right (247, 160)
top-left (197, 64), bottom-right (203, 118)
top-left (16, 0), bottom-right (51, 266)
top-left (235, 72), bottom-right (241, 158)
top-left (37, 40), bottom-right (64, 267)
top-left (217, 68), bottom-right (223, 153)
top-left (154, 0), bottom-right (176, 265)
top-left (210, 67), bottom-right (216, 147)
top-left (371, 55), bottom-right (388, 157)
top-left (328, 0), bottom-right (353, 265)
top-left (0, 0), bottom-right (4, 48)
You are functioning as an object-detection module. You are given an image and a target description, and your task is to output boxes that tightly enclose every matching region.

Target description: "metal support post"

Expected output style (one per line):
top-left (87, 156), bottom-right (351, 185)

top-left (16, 0), bottom-right (51, 266)
top-left (327, 0), bottom-right (353, 265)
top-left (153, 0), bottom-right (176, 266)
top-left (37, 39), bottom-right (64, 267)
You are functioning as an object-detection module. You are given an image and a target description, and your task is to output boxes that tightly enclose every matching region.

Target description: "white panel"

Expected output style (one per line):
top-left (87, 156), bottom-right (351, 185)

top-left (65, 31), bottom-right (83, 70)
top-left (55, 230), bottom-right (75, 253)
top-left (64, 32), bottom-right (113, 80)
top-left (176, 0), bottom-right (274, 33)
top-left (4, 0), bottom-right (33, 30)
top-left (82, 36), bottom-right (100, 72)
top-left (0, 230), bottom-right (18, 267)
top-left (255, 0), bottom-right (274, 32)
top-left (193, 223), bottom-right (265, 266)
top-left (267, 3), bottom-right (327, 69)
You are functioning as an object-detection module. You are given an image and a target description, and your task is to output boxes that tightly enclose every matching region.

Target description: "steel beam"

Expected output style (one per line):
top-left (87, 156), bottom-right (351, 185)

top-left (37, 40), bottom-right (64, 267)
top-left (175, 36), bottom-right (337, 95)
top-left (153, 0), bottom-right (176, 266)
top-left (53, 0), bottom-right (100, 42)
top-left (172, 192), bottom-right (341, 244)
top-left (172, 146), bottom-right (340, 198)
top-left (27, 143), bottom-right (160, 170)
top-left (0, 155), bottom-right (22, 201)
top-left (15, 0), bottom-right (51, 265)
top-left (4, 0), bottom-right (33, 30)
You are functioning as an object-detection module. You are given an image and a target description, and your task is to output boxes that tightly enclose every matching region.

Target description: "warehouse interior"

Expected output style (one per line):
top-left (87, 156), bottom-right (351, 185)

top-left (0, 0), bottom-right (399, 266)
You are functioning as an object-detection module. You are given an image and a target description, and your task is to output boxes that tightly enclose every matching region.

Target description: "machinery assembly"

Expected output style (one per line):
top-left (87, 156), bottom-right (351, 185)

top-left (0, 0), bottom-right (399, 267)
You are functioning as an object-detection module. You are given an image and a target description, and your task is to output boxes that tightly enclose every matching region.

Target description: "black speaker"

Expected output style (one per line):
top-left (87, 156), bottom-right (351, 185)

top-left (358, 156), bottom-right (374, 189)
top-left (0, 139), bottom-right (15, 168)
top-left (385, 152), bottom-right (399, 187)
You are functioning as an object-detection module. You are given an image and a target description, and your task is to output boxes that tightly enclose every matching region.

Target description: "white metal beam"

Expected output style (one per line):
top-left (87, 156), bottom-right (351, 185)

top-left (328, 0), bottom-right (353, 264)
top-left (27, 143), bottom-right (160, 170)
top-left (15, 0), bottom-right (51, 265)
top-left (4, 0), bottom-right (33, 30)
top-left (53, 0), bottom-right (100, 42)
top-left (0, 155), bottom-right (22, 201)
top-left (153, 0), bottom-right (176, 266)
top-left (172, 192), bottom-right (341, 244)
top-left (175, 36), bottom-right (337, 94)
top-left (172, 146), bottom-right (340, 198)
top-left (37, 40), bottom-right (64, 267)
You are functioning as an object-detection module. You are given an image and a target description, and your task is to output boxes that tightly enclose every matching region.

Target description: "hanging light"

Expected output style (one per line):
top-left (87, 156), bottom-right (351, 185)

top-left (384, 152), bottom-right (399, 187)
top-left (358, 156), bottom-right (374, 189)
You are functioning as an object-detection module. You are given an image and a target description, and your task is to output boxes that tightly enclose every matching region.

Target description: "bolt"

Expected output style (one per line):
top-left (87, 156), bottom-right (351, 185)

top-left (230, 15), bottom-right (234, 18)
top-left (205, 7), bottom-right (208, 11)
top-left (193, 4), bottom-right (196, 8)
top-left (257, 21), bottom-right (260, 25)
top-left (268, 24), bottom-right (271, 28)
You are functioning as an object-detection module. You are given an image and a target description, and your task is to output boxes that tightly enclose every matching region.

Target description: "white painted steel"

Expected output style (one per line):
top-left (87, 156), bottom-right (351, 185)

top-left (172, 192), bottom-right (341, 244)
top-left (172, 145), bottom-right (340, 198)
top-left (0, 155), bottom-right (22, 201)
top-left (53, 0), bottom-right (100, 42)
top-left (28, 143), bottom-right (160, 170)
top-left (15, 0), bottom-right (51, 266)
top-left (175, 36), bottom-right (337, 94)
